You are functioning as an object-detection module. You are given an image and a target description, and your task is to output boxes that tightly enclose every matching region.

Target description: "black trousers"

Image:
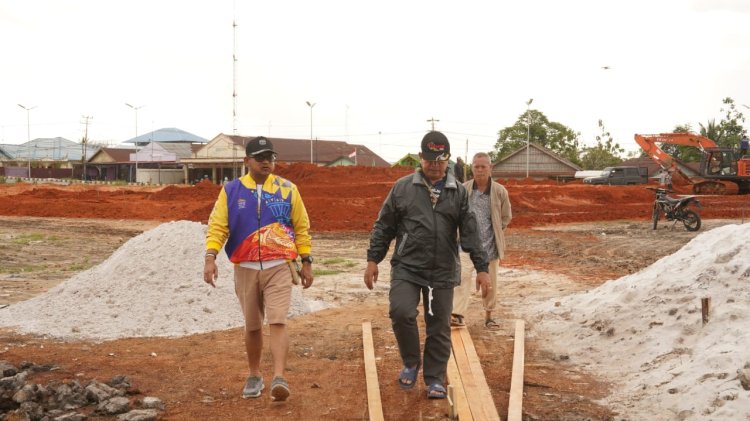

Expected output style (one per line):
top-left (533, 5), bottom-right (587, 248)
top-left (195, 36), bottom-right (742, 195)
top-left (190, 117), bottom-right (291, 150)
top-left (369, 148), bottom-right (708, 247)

top-left (389, 278), bottom-right (453, 386)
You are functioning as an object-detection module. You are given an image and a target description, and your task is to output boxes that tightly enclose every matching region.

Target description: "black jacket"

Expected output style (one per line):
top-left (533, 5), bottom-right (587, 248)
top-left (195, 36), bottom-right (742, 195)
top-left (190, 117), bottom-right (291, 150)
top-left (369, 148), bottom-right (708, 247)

top-left (367, 170), bottom-right (489, 288)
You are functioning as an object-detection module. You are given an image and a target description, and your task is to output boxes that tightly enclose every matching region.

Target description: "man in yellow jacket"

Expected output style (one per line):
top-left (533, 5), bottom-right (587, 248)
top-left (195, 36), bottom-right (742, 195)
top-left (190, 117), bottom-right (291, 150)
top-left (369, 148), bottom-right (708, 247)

top-left (203, 136), bottom-right (313, 401)
top-left (452, 152), bottom-right (512, 330)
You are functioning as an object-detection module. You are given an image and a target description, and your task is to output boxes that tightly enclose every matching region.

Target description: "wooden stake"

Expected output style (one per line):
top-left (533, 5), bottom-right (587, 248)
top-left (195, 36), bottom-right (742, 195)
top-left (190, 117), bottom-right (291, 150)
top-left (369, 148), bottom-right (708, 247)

top-left (701, 297), bottom-right (711, 325)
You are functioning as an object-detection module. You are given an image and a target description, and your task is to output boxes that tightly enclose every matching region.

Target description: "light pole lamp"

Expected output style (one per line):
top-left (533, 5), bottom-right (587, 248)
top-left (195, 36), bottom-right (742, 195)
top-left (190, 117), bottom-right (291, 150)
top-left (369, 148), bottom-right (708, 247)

top-left (125, 103), bottom-right (144, 182)
top-left (526, 98), bottom-right (533, 179)
top-left (306, 101), bottom-right (315, 164)
top-left (18, 104), bottom-right (37, 178)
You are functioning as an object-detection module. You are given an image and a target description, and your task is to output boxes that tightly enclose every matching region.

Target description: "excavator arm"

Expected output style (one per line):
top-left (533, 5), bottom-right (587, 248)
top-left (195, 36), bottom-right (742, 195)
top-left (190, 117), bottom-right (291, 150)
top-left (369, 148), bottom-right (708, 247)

top-left (635, 133), bottom-right (739, 194)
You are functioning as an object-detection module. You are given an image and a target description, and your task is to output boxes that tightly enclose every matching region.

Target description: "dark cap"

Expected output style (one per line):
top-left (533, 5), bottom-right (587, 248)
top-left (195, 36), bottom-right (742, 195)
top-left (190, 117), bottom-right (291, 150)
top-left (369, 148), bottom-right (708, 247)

top-left (245, 136), bottom-right (276, 156)
top-left (420, 131), bottom-right (451, 161)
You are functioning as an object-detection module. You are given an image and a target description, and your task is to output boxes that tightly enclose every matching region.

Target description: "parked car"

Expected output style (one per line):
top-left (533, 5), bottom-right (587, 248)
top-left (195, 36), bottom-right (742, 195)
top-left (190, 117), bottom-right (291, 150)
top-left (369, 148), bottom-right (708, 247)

top-left (583, 166), bottom-right (648, 185)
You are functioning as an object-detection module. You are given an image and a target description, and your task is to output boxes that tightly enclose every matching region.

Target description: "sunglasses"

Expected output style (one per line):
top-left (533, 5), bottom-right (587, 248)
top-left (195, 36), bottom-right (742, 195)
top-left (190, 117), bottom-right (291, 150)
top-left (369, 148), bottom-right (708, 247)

top-left (252, 152), bottom-right (277, 162)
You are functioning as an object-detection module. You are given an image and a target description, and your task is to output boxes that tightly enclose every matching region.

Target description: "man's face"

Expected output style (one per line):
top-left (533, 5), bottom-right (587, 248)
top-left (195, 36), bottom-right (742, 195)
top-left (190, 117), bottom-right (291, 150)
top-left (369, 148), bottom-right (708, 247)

top-left (472, 156), bottom-right (491, 181)
top-left (244, 152), bottom-right (277, 178)
top-left (419, 153), bottom-right (449, 183)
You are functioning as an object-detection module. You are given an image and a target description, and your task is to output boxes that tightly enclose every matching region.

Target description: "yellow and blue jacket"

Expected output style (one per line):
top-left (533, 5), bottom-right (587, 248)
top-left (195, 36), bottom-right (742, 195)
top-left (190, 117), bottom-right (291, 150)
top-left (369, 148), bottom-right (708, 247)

top-left (206, 173), bottom-right (311, 263)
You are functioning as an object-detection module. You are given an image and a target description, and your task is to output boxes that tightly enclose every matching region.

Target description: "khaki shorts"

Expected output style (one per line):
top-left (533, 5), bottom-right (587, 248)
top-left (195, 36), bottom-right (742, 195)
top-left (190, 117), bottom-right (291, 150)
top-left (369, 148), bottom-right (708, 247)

top-left (233, 264), bottom-right (293, 332)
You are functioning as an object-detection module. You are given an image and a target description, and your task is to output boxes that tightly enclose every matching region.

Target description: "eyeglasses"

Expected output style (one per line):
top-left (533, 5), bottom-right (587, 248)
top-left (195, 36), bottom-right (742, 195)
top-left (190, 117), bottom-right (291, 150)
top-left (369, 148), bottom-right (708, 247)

top-left (252, 152), bottom-right (277, 162)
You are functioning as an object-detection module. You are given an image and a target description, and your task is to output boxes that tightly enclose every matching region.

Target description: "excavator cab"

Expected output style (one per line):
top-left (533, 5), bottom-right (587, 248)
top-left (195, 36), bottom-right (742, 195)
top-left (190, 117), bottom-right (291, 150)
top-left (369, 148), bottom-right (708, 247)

top-left (702, 149), bottom-right (737, 176)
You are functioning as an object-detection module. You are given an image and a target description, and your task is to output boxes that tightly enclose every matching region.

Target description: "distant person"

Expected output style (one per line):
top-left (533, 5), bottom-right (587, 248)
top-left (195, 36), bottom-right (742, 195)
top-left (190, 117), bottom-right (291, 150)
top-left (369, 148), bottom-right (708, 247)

top-left (454, 157), bottom-right (465, 183)
top-left (658, 168), bottom-right (673, 190)
top-left (364, 131), bottom-right (489, 400)
top-left (741, 135), bottom-right (748, 157)
top-left (452, 152), bottom-right (512, 330)
top-left (203, 136), bottom-right (314, 402)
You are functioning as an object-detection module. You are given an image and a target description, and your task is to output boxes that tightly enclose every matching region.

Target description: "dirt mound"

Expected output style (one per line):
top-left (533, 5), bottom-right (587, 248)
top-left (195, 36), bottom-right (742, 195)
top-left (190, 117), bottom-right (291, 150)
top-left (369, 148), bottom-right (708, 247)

top-left (0, 166), bottom-right (748, 230)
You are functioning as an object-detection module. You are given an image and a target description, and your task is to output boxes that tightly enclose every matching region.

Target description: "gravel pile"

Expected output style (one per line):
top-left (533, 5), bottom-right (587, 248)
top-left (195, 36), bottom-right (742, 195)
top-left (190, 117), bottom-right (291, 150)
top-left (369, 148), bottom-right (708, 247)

top-left (0, 221), bottom-right (312, 340)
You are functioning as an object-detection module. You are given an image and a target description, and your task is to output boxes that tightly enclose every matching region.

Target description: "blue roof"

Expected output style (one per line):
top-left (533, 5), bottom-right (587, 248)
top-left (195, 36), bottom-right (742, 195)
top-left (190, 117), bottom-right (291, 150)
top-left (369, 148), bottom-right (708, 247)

top-left (124, 127), bottom-right (208, 144)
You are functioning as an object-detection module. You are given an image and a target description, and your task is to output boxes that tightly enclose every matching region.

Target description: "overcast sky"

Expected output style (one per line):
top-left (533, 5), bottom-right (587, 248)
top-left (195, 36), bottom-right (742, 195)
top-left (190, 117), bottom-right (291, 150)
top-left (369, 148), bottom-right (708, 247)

top-left (1, 0), bottom-right (749, 163)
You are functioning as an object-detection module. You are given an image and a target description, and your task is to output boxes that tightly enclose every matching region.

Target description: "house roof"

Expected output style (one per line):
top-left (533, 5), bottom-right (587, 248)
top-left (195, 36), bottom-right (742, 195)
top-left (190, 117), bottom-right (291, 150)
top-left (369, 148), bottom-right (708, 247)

top-left (0, 137), bottom-right (97, 161)
top-left (88, 147), bottom-right (135, 163)
top-left (498, 143), bottom-right (582, 171)
top-left (124, 128), bottom-right (208, 144)
top-left (219, 134), bottom-right (390, 167)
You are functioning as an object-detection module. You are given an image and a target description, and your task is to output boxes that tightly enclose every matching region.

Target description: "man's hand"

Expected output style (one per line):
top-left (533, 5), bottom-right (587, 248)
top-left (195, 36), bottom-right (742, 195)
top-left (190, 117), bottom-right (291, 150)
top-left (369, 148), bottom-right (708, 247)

top-left (475, 271), bottom-right (490, 298)
top-left (301, 262), bottom-right (314, 289)
top-left (203, 257), bottom-right (218, 288)
top-left (364, 261), bottom-right (379, 290)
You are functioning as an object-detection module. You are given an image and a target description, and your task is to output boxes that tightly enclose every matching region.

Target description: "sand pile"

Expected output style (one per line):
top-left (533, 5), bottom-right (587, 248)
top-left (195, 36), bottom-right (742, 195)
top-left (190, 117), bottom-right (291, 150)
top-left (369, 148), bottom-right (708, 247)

top-left (530, 223), bottom-right (750, 419)
top-left (0, 221), bottom-right (314, 341)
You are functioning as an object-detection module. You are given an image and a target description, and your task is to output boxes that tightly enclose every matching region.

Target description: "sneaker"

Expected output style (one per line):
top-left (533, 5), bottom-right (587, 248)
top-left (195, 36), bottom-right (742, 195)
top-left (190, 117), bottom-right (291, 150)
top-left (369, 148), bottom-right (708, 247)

top-left (242, 376), bottom-right (264, 399)
top-left (270, 376), bottom-right (290, 402)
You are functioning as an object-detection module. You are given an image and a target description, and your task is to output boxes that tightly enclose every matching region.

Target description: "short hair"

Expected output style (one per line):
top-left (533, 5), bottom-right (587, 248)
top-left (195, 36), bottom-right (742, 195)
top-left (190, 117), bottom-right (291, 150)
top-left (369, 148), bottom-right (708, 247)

top-left (472, 152), bottom-right (491, 162)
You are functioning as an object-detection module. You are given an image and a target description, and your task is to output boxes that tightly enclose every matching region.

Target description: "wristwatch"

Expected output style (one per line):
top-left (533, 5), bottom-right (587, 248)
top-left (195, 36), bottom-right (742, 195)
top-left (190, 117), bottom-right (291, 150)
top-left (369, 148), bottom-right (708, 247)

top-left (301, 256), bottom-right (314, 264)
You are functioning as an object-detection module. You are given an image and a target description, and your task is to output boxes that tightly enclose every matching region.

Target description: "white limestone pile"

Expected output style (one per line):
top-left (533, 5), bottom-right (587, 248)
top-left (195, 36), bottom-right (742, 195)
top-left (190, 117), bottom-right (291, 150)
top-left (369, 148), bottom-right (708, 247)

top-left (0, 221), bottom-right (312, 341)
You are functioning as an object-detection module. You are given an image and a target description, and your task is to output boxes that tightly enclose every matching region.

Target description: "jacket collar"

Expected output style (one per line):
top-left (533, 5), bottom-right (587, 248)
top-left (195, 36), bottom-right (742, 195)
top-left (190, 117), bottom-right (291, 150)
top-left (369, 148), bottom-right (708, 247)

top-left (412, 169), bottom-right (458, 189)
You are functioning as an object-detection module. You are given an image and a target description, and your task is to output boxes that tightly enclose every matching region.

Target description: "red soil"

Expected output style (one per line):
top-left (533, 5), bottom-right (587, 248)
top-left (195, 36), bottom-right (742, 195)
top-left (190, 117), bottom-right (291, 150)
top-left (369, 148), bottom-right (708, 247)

top-left (1, 164), bottom-right (748, 230)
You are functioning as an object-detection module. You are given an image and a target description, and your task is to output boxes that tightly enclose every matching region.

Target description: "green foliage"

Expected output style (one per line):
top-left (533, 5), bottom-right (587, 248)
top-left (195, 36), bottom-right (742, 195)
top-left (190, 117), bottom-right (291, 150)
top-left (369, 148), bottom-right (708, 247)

top-left (579, 120), bottom-right (624, 170)
top-left (663, 123), bottom-right (703, 162)
top-left (717, 97), bottom-right (746, 148)
top-left (493, 109), bottom-right (581, 166)
top-left (0, 176), bottom-right (5, 184)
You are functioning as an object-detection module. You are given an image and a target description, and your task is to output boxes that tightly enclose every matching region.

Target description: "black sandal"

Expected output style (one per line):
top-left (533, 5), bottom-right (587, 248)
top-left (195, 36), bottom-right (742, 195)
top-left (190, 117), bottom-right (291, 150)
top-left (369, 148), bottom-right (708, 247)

top-left (398, 363), bottom-right (420, 389)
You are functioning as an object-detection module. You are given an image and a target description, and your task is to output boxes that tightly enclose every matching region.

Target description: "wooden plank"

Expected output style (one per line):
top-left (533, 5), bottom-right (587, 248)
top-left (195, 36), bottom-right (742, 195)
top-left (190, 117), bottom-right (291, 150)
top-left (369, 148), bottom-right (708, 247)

top-left (507, 319), bottom-right (525, 421)
top-left (362, 322), bottom-right (384, 421)
top-left (447, 343), bottom-right (472, 420)
top-left (451, 327), bottom-right (482, 418)
top-left (457, 327), bottom-right (501, 421)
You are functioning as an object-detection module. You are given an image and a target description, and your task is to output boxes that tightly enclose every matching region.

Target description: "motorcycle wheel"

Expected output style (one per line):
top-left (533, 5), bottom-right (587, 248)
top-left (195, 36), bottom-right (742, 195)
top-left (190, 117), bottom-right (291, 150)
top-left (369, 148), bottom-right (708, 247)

top-left (652, 202), bottom-right (660, 230)
top-left (683, 210), bottom-right (701, 232)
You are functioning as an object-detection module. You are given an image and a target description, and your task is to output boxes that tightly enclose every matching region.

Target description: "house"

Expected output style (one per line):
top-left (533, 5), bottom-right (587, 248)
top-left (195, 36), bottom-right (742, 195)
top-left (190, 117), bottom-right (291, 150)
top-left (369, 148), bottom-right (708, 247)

top-left (492, 143), bottom-right (581, 180)
top-left (182, 134), bottom-right (389, 184)
top-left (0, 137), bottom-right (97, 178)
top-left (87, 147), bottom-right (135, 181)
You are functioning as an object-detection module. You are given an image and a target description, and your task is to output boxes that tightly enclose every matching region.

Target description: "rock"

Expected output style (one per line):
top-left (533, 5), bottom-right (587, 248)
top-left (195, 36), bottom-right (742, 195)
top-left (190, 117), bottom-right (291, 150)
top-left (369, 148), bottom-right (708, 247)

top-left (737, 368), bottom-right (750, 390)
top-left (85, 381), bottom-right (119, 403)
top-left (96, 396), bottom-right (130, 415)
top-left (140, 397), bottom-right (164, 410)
top-left (0, 361), bottom-right (18, 377)
top-left (117, 409), bottom-right (160, 421)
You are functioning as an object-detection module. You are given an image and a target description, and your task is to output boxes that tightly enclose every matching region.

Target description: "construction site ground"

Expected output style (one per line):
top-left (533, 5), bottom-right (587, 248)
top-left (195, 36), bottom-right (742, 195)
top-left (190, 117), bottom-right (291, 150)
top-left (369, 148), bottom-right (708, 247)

top-left (1, 167), bottom-right (749, 420)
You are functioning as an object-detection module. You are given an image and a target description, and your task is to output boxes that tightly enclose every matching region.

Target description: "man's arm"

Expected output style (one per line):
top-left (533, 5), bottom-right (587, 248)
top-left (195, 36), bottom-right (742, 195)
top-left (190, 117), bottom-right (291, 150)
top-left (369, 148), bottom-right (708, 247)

top-left (204, 188), bottom-right (229, 287)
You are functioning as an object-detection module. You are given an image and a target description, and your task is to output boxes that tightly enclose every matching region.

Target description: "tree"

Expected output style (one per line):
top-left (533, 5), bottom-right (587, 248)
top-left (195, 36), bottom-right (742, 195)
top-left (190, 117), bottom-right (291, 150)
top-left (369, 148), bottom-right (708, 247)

top-left (493, 109), bottom-right (581, 165)
top-left (717, 97), bottom-right (746, 148)
top-left (579, 119), bottom-right (624, 169)
top-left (664, 123), bottom-right (703, 162)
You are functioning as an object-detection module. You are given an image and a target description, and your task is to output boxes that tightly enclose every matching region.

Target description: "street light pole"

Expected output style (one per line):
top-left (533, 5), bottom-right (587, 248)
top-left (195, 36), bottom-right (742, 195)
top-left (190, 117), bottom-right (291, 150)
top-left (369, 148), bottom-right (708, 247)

top-left (306, 101), bottom-right (315, 164)
top-left (17, 104), bottom-right (37, 178)
top-left (125, 103), bottom-right (144, 183)
top-left (526, 98), bottom-right (533, 179)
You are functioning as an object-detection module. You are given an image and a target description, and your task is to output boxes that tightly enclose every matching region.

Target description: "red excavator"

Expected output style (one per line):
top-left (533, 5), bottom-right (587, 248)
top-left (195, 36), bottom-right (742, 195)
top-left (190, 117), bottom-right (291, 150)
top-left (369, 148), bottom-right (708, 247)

top-left (635, 133), bottom-right (750, 194)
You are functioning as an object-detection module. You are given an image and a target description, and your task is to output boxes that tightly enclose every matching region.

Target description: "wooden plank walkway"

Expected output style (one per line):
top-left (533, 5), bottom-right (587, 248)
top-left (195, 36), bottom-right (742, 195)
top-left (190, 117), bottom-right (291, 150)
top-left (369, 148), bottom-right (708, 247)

top-left (507, 320), bottom-right (525, 421)
top-left (449, 326), bottom-right (501, 420)
top-left (362, 322), bottom-right (384, 421)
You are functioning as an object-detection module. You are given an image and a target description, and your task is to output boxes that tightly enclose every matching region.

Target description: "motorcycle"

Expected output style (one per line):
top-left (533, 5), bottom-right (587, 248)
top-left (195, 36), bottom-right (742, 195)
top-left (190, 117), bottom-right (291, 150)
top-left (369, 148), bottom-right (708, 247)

top-left (651, 188), bottom-right (702, 231)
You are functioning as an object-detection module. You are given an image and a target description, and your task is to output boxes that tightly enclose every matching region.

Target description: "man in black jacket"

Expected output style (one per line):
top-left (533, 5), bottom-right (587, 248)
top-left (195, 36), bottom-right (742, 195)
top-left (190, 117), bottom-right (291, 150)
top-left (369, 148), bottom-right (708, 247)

top-left (363, 131), bottom-right (490, 399)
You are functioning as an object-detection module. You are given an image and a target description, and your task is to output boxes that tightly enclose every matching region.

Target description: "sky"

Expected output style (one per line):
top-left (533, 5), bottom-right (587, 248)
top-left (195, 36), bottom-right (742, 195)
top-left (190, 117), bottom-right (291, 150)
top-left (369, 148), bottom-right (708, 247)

top-left (1, 0), bottom-right (749, 163)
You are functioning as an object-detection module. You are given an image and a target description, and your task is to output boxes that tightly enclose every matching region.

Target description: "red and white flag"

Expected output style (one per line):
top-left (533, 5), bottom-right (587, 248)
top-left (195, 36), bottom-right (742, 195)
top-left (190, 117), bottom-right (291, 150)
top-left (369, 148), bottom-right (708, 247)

top-left (348, 148), bottom-right (357, 158)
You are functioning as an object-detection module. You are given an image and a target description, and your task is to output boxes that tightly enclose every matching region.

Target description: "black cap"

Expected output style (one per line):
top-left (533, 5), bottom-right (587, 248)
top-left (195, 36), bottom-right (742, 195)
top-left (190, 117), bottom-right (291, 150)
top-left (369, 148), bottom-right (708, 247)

top-left (245, 136), bottom-right (276, 156)
top-left (420, 131), bottom-right (451, 161)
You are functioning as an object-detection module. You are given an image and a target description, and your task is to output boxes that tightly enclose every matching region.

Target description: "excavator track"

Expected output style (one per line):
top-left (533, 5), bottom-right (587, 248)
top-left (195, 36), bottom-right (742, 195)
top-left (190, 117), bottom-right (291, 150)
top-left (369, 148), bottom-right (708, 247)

top-left (692, 180), bottom-right (739, 195)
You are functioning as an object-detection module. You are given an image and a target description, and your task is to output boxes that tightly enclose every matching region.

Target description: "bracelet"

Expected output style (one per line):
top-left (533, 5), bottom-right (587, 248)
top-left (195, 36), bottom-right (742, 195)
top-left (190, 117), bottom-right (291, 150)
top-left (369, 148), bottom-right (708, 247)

top-left (205, 253), bottom-right (217, 259)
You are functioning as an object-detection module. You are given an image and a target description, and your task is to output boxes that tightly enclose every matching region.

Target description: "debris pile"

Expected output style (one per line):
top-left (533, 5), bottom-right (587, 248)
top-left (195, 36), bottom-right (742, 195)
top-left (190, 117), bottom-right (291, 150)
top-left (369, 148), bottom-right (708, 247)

top-left (0, 360), bottom-right (164, 420)
top-left (0, 221), bottom-right (315, 340)
top-left (531, 223), bottom-right (750, 418)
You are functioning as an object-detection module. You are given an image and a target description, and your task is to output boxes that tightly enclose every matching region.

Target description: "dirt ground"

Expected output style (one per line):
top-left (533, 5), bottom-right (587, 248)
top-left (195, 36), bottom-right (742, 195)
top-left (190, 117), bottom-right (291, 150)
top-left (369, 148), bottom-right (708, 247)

top-left (1, 208), bottom-right (741, 419)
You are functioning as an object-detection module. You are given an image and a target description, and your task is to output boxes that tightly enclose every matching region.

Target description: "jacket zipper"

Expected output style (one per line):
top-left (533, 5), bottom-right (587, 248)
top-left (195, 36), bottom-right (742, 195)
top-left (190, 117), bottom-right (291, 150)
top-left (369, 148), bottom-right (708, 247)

top-left (257, 184), bottom-right (263, 270)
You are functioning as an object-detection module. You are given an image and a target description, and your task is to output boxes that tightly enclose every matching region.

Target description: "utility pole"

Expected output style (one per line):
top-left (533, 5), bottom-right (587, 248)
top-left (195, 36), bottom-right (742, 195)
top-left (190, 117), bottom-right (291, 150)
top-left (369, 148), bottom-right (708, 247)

top-left (426, 117), bottom-right (440, 131)
top-left (81, 115), bottom-right (93, 181)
